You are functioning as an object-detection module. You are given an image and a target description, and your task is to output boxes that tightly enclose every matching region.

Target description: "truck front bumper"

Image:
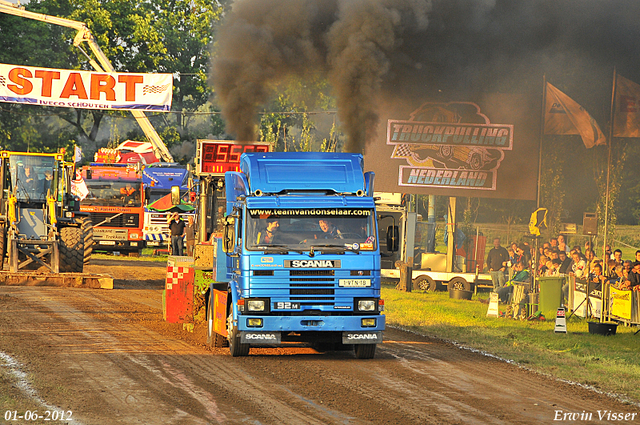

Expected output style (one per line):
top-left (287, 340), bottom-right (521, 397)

top-left (237, 314), bottom-right (385, 344)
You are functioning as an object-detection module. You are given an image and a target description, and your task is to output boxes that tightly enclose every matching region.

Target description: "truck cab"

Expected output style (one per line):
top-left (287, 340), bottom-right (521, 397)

top-left (211, 152), bottom-right (385, 358)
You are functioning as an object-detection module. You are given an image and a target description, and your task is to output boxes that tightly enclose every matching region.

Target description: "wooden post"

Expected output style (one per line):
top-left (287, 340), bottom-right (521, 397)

top-left (447, 197), bottom-right (456, 273)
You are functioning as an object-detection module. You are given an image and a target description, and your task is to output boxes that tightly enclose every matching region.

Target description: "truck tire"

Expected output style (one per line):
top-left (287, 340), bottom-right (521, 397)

top-left (227, 312), bottom-right (249, 357)
top-left (0, 224), bottom-right (6, 270)
top-left (448, 277), bottom-right (471, 291)
top-left (354, 344), bottom-right (376, 359)
top-left (414, 275), bottom-right (437, 291)
top-left (59, 227), bottom-right (84, 273)
top-left (79, 218), bottom-right (93, 264)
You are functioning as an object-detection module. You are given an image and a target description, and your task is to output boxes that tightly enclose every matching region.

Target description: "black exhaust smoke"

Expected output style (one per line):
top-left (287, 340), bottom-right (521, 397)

top-left (211, 0), bottom-right (431, 153)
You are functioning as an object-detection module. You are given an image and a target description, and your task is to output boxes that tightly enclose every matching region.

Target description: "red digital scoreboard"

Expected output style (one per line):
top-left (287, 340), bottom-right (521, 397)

top-left (197, 140), bottom-right (270, 176)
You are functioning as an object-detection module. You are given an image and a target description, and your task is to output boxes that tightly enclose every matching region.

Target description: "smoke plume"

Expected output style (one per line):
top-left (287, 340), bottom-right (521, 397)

top-left (211, 0), bottom-right (430, 153)
top-left (212, 0), bottom-right (640, 153)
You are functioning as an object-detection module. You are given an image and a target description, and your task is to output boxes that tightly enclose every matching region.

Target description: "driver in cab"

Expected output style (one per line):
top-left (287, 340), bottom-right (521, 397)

top-left (256, 218), bottom-right (279, 244)
top-left (23, 165), bottom-right (40, 192)
top-left (316, 218), bottom-right (343, 239)
top-left (120, 183), bottom-right (137, 203)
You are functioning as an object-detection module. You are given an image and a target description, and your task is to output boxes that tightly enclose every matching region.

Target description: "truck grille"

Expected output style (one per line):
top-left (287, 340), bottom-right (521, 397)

top-left (290, 270), bottom-right (334, 276)
top-left (290, 288), bottom-right (335, 295)
top-left (90, 212), bottom-right (139, 228)
top-left (285, 270), bottom-right (336, 305)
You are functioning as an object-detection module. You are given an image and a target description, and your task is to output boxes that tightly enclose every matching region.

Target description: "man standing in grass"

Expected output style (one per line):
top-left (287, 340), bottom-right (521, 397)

top-left (168, 212), bottom-right (186, 256)
top-left (487, 237), bottom-right (509, 291)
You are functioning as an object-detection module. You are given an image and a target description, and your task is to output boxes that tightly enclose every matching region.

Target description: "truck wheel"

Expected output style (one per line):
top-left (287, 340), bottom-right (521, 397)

top-left (0, 224), bottom-right (6, 270)
top-left (227, 312), bottom-right (249, 357)
top-left (59, 227), bottom-right (84, 273)
top-left (448, 277), bottom-right (471, 291)
top-left (414, 275), bottom-right (437, 291)
top-left (79, 218), bottom-right (93, 264)
top-left (354, 344), bottom-right (376, 359)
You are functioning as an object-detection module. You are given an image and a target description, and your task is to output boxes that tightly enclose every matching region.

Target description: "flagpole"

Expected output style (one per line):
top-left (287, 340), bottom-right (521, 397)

top-left (603, 67), bottom-right (617, 260)
top-left (537, 74), bottom-right (547, 209)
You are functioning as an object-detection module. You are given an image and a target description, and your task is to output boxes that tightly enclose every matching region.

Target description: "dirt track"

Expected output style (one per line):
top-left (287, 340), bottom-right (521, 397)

top-left (0, 258), bottom-right (637, 424)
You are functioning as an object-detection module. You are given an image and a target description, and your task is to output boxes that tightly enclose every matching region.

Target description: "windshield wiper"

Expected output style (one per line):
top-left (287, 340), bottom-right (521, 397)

top-left (309, 243), bottom-right (360, 255)
top-left (254, 244), bottom-right (304, 254)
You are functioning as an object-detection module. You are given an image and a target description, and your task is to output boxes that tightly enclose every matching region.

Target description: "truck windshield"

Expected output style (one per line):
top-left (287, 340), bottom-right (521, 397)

top-left (9, 155), bottom-right (56, 202)
top-left (84, 180), bottom-right (142, 207)
top-left (147, 188), bottom-right (170, 204)
top-left (246, 209), bottom-right (378, 252)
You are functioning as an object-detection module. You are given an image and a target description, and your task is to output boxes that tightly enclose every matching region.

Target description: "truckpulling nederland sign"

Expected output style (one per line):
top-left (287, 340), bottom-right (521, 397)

top-left (367, 94), bottom-right (539, 200)
top-left (0, 63), bottom-right (172, 111)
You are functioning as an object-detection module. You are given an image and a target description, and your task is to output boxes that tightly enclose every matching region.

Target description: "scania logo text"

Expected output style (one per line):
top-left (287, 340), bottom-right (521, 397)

top-left (285, 260), bottom-right (341, 268)
top-left (245, 334), bottom-right (277, 340)
top-left (347, 333), bottom-right (379, 340)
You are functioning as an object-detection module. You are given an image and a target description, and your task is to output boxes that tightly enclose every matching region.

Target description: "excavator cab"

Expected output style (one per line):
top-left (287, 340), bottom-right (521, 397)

top-left (0, 151), bottom-right (87, 273)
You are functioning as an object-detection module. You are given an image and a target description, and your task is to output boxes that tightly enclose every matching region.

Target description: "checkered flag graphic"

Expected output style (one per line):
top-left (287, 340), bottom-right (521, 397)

top-left (392, 144), bottom-right (413, 158)
top-left (143, 83), bottom-right (170, 95)
top-left (0, 76), bottom-right (5, 86)
top-left (166, 266), bottom-right (189, 290)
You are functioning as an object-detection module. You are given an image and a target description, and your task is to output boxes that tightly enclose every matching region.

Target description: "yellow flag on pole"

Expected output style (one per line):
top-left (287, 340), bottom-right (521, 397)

top-left (544, 82), bottom-right (606, 148)
top-left (529, 208), bottom-right (548, 236)
top-left (613, 74), bottom-right (640, 137)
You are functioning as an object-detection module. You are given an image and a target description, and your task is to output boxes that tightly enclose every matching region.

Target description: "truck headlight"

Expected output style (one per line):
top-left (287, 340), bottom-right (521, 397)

top-left (357, 299), bottom-right (376, 312)
top-left (247, 300), bottom-right (265, 312)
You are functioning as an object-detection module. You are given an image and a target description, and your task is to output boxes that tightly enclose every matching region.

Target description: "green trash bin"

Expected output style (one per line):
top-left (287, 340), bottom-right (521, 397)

top-left (537, 276), bottom-right (564, 318)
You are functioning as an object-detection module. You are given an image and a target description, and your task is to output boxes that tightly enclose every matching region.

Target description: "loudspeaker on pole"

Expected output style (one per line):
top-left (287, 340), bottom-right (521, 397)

top-left (583, 212), bottom-right (598, 236)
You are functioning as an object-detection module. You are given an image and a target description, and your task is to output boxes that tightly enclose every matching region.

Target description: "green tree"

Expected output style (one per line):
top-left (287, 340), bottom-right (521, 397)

top-left (1, 0), bottom-right (224, 153)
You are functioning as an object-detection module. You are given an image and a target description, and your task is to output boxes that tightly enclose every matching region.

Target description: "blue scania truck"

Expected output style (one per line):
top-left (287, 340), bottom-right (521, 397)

top-left (206, 152), bottom-right (385, 358)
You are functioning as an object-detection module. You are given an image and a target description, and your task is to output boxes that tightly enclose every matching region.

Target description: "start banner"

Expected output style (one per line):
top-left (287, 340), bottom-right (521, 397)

top-left (0, 63), bottom-right (172, 111)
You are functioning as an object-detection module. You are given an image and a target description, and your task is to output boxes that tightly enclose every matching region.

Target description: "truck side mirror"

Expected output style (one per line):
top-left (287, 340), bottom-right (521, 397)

top-left (223, 216), bottom-right (236, 254)
top-left (170, 185), bottom-right (180, 205)
top-left (386, 225), bottom-right (399, 252)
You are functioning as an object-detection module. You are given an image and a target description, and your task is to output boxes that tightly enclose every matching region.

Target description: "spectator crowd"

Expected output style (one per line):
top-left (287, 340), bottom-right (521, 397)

top-left (486, 235), bottom-right (640, 303)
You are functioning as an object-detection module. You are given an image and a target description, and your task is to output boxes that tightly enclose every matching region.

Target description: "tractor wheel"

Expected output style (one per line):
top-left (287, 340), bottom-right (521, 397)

top-left (0, 223), bottom-right (6, 270)
top-left (59, 227), bottom-right (84, 273)
top-left (354, 344), bottom-right (377, 359)
top-left (79, 218), bottom-right (93, 264)
top-left (227, 312), bottom-right (249, 357)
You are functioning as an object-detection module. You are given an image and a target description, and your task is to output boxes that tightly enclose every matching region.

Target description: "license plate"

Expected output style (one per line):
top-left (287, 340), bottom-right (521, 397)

top-left (273, 302), bottom-right (300, 309)
top-left (339, 279), bottom-right (371, 287)
top-left (99, 241), bottom-right (116, 246)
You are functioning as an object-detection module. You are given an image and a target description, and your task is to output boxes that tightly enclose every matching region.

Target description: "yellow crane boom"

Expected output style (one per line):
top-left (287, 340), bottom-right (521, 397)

top-left (0, 0), bottom-right (174, 162)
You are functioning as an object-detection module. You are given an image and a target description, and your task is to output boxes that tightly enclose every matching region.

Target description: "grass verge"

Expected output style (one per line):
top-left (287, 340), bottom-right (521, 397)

top-left (92, 248), bottom-right (167, 262)
top-left (382, 284), bottom-right (640, 404)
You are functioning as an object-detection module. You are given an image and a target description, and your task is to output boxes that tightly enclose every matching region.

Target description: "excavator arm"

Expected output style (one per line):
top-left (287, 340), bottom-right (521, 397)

top-left (0, 0), bottom-right (174, 162)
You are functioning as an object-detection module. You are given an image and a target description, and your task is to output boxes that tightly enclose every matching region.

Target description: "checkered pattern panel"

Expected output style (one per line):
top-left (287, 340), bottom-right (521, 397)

top-left (393, 144), bottom-right (413, 157)
top-left (166, 266), bottom-right (190, 290)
